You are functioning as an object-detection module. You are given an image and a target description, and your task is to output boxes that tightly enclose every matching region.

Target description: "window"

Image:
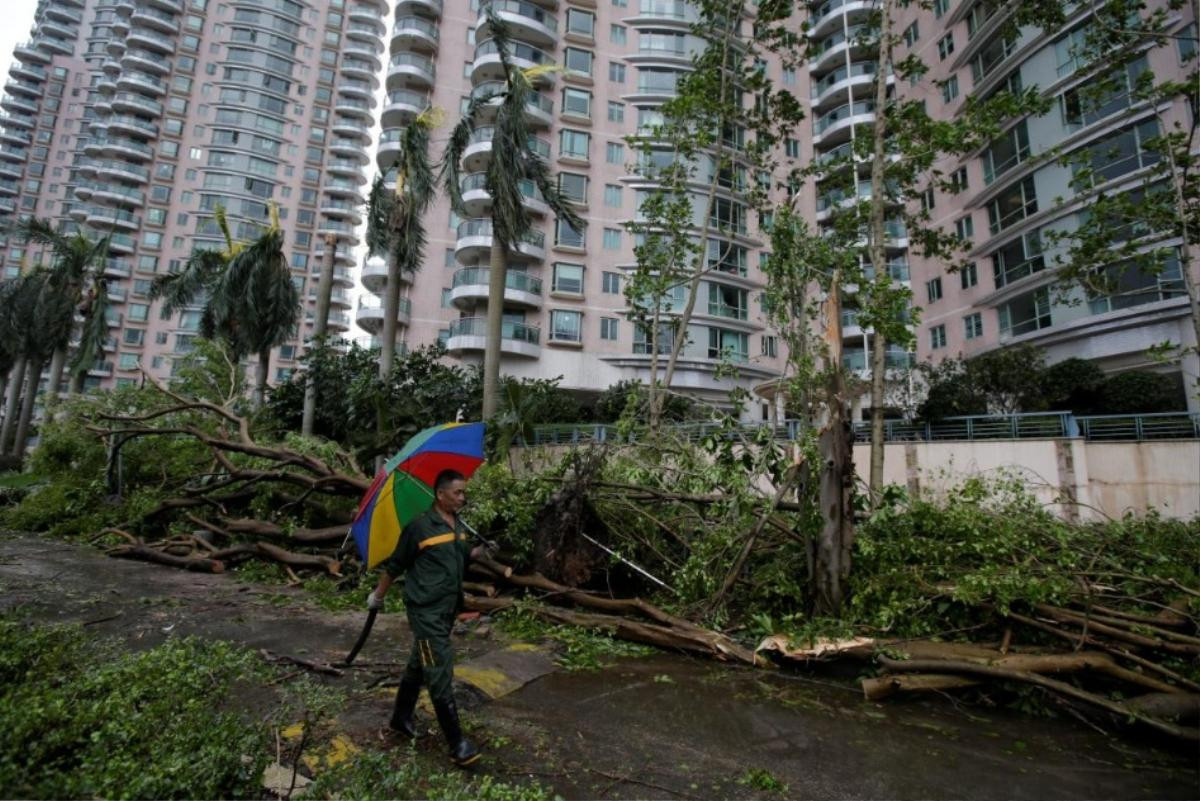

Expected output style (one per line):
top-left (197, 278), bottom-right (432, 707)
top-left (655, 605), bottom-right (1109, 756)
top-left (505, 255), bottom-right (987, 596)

top-left (903, 21), bottom-right (919, 47)
top-left (782, 67), bottom-right (796, 86)
top-left (762, 335), bottom-right (778, 357)
top-left (609, 62), bottom-right (626, 83)
top-left (600, 317), bottom-right (618, 340)
top-left (1073, 119), bottom-right (1161, 186)
top-left (118, 353), bottom-right (140, 371)
top-left (603, 227), bottom-right (621, 250)
top-left (707, 328), bottom-right (748, 362)
top-left (610, 24), bottom-right (626, 44)
top-left (785, 138), bottom-right (799, 158)
top-left (123, 329), bottom-right (145, 346)
top-left (961, 262), bottom-right (979, 289)
top-left (951, 166), bottom-right (968, 192)
top-left (562, 87), bottom-right (592, 118)
top-left (559, 129), bottom-right (590, 160)
top-left (557, 218), bottom-right (586, 248)
top-left (602, 271), bottom-right (621, 293)
top-left (606, 142), bottom-right (624, 164)
top-left (1087, 251), bottom-right (1185, 314)
top-left (550, 310), bottom-right (583, 342)
top-left (441, 288), bottom-right (451, 307)
top-left (964, 313), bottom-right (983, 340)
top-left (128, 303), bottom-right (150, 322)
top-left (941, 75), bottom-right (959, 103)
top-left (992, 230), bottom-right (1045, 288)
top-left (1060, 56), bottom-right (1149, 130)
top-left (566, 9), bottom-right (594, 37)
top-left (983, 121), bottom-right (1030, 185)
top-left (930, 324), bottom-right (947, 349)
top-left (934, 0), bottom-right (950, 17)
top-left (634, 322), bottom-right (674, 355)
top-left (999, 287), bottom-right (1052, 336)
top-left (604, 184), bottom-right (622, 207)
top-left (607, 101), bottom-right (624, 122)
top-left (558, 172), bottom-right (588, 203)
top-left (955, 215), bottom-right (974, 242)
top-left (920, 186), bottom-right (935, 212)
top-left (926, 277), bottom-right (943, 303)
top-left (938, 33), bottom-right (955, 60)
top-left (552, 262), bottom-right (584, 293)
top-left (564, 47), bottom-right (593, 77)
top-left (987, 176), bottom-right (1037, 235)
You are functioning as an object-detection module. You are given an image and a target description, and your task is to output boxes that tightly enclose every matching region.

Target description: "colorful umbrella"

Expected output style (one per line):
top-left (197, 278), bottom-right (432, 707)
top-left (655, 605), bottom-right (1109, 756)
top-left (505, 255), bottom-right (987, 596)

top-left (350, 421), bottom-right (486, 569)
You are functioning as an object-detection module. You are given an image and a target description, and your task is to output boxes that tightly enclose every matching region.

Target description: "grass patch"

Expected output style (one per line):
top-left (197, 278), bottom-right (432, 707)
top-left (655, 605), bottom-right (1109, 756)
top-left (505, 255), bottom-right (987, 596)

top-left (307, 748), bottom-right (553, 801)
top-left (738, 767), bottom-right (788, 794)
top-left (0, 616), bottom-right (268, 799)
top-left (493, 603), bottom-right (653, 670)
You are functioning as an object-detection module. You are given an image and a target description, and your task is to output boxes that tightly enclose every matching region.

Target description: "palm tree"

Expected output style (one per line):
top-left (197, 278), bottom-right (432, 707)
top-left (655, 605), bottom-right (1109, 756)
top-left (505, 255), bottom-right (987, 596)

top-left (442, 9), bottom-right (582, 419)
top-left (150, 207), bottom-right (301, 407)
top-left (365, 109), bottom-right (439, 380)
top-left (8, 219), bottom-right (113, 399)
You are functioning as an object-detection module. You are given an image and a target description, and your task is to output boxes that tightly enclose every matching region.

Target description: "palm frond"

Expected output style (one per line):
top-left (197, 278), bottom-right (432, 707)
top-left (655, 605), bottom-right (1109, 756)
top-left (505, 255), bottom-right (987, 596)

top-left (68, 281), bottom-right (111, 374)
top-left (149, 248), bottom-right (226, 316)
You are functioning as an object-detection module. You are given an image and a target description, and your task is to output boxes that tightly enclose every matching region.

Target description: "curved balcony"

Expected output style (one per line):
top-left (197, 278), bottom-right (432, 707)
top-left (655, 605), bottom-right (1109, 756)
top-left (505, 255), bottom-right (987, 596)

top-left (330, 117), bottom-right (372, 141)
top-left (146, 0), bottom-right (182, 11)
top-left (108, 232), bottom-right (137, 255)
top-left (0, 162), bottom-right (20, 181)
top-left (85, 181), bottom-right (146, 207)
top-left (0, 113), bottom-right (34, 130)
top-left (346, 19), bottom-right (387, 42)
top-left (337, 78), bottom-right (375, 100)
top-left (477, 0), bottom-right (558, 46)
top-left (331, 266), bottom-right (355, 288)
top-left (130, 6), bottom-right (179, 33)
top-left (8, 62), bottom-right (47, 83)
top-left (812, 100), bottom-right (875, 147)
top-left (117, 71), bottom-right (166, 96)
top-left (36, 37), bottom-right (73, 58)
top-left (334, 95), bottom-right (375, 121)
top-left (313, 242), bottom-right (357, 267)
top-left (382, 89), bottom-right (431, 127)
top-left (391, 16), bottom-right (439, 52)
top-left (450, 267), bottom-right (544, 309)
top-left (311, 286), bottom-right (355, 310)
top-left (456, 218), bottom-right (546, 262)
top-left (339, 57), bottom-right (380, 84)
top-left (106, 115), bottom-right (159, 138)
top-left (0, 95), bottom-right (36, 117)
top-left (4, 79), bottom-right (41, 99)
top-left (329, 136), bottom-right (371, 161)
top-left (447, 316), bottom-right (541, 358)
top-left (122, 48), bottom-right (172, 74)
top-left (350, 1), bottom-right (394, 23)
top-left (471, 38), bottom-right (555, 85)
top-left (98, 136), bottom-right (155, 161)
top-left (0, 129), bottom-right (31, 147)
top-left (111, 92), bottom-right (163, 116)
top-left (808, 0), bottom-right (873, 38)
top-left (810, 25), bottom-right (873, 75)
top-left (386, 52), bottom-right (436, 89)
top-left (319, 198), bottom-right (364, 226)
top-left (326, 311), bottom-right (351, 333)
top-left (343, 41), bottom-right (384, 71)
top-left (355, 295), bottom-right (412, 334)
top-left (41, 19), bottom-right (76, 40)
top-left (394, 0), bottom-right (443, 16)
top-left (85, 205), bottom-right (141, 230)
top-left (0, 179), bottom-right (18, 197)
top-left (810, 61), bottom-right (878, 112)
top-left (460, 126), bottom-right (551, 171)
top-left (0, 145), bottom-right (26, 163)
top-left (459, 173), bottom-right (549, 217)
top-left (91, 159), bottom-right (150, 184)
top-left (470, 82), bottom-right (553, 127)
top-left (323, 177), bottom-right (363, 199)
top-left (629, 0), bottom-right (699, 28)
top-left (327, 156), bottom-right (369, 181)
top-left (360, 256), bottom-right (396, 293)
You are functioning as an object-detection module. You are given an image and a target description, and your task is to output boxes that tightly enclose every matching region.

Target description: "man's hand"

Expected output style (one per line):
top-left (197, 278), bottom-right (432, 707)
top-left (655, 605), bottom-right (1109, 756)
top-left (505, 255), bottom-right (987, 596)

top-left (367, 590), bottom-right (384, 611)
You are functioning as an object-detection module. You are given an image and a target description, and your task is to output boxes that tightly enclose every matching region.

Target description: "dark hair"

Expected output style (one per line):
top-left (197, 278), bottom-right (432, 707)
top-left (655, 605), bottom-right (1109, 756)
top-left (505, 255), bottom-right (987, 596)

top-left (434, 469), bottom-right (466, 493)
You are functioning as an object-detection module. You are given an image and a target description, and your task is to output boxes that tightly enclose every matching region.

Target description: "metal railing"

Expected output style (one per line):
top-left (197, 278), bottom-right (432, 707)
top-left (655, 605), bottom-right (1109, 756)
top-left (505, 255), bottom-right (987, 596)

top-left (527, 412), bottom-right (1200, 446)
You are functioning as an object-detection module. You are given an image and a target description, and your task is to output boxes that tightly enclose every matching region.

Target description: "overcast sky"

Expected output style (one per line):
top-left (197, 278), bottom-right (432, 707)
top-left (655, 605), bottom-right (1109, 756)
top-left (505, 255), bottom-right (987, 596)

top-left (0, 2), bottom-right (40, 87)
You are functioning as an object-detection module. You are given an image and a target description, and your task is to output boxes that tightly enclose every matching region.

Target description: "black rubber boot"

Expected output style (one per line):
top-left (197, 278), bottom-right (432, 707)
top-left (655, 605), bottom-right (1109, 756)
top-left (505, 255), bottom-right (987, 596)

top-left (433, 697), bottom-right (481, 766)
top-left (388, 677), bottom-right (421, 739)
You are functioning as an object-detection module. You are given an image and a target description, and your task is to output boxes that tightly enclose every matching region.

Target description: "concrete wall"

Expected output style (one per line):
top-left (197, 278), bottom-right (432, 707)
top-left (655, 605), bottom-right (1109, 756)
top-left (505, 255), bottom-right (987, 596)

top-left (853, 439), bottom-right (1200, 522)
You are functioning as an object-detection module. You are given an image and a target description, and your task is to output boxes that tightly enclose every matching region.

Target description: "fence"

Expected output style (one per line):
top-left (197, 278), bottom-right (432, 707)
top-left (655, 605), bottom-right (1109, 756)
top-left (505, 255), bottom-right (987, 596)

top-left (529, 411), bottom-right (1200, 446)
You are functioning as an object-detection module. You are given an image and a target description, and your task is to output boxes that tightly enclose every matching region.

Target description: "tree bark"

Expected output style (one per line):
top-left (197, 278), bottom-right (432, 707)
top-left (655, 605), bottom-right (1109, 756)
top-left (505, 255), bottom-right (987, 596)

top-left (482, 236), bottom-right (506, 419)
top-left (867, 0), bottom-right (895, 504)
top-left (254, 348), bottom-right (270, 409)
top-left (302, 234), bottom-right (337, 436)
top-left (67, 364), bottom-right (85, 396)
top-left (0, 357), bottom-right (27, 455)
top-left (815, 270), bottom-right (855, 615)
top-left (12, 358), bottom-right (43, 459)
top-left (46, 348), bottom-right (66, 406)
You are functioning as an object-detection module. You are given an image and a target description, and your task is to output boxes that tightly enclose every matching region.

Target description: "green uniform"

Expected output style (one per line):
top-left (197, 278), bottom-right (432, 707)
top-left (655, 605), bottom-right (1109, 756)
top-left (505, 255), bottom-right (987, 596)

top-left (380, 505), bottom-right (471, 704)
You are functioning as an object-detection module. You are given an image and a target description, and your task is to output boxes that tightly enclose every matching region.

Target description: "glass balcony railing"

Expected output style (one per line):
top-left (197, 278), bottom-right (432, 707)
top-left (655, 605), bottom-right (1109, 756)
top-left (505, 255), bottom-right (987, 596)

top-left (481, 0), bottom-right (558, 31)
top-left (475, 38), bottom-right (554, 66)
top-left (457, 219), bottom-right (545, 249)
top-left (393, 16), bottom-right (439, 39)
top-left (450, 316), bottom-right (541, 344)
top-left (453, 267), bottom-right (543, 295)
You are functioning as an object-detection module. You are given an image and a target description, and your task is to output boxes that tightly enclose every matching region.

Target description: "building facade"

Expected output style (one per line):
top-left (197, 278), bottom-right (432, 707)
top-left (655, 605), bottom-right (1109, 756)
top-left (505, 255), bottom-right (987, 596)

top-left (0, 0), bottom-right (385, 391)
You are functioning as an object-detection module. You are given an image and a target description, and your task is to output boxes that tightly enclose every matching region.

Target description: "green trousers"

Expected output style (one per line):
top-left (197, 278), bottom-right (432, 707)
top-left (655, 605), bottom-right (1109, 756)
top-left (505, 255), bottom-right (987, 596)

top-left (402, 596), bottom-right (458, 704)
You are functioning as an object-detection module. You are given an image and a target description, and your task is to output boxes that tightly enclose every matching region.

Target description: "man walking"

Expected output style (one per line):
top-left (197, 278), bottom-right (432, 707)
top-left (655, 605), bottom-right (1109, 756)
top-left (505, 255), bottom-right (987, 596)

top-left (368, 469), bottom-right (483, 766)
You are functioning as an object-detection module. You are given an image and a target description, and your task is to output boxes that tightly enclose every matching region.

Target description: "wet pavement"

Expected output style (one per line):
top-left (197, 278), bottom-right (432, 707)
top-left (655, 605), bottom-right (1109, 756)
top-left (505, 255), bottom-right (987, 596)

top-left (1, 531), bottom-right (1196, 800)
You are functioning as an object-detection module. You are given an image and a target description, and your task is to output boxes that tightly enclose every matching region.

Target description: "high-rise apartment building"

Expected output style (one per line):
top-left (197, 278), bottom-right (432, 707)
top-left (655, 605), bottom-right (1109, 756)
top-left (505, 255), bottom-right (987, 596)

top-left (2, 0), bottom-right (1193, 417)
top-left (364, 0), bottom-right (1196, 416)
top-left (0, 0), bottom-right (385, 391)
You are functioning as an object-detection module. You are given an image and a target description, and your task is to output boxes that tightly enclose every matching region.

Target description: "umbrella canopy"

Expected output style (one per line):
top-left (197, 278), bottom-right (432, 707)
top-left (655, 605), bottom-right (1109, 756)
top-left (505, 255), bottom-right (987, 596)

top-left (351, 422), bottom-right (486, 568)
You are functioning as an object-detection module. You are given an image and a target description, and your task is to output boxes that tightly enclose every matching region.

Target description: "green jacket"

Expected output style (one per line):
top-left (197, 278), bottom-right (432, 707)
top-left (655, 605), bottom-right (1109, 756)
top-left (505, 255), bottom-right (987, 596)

top-left (381, 506), bottom-right (471, 607)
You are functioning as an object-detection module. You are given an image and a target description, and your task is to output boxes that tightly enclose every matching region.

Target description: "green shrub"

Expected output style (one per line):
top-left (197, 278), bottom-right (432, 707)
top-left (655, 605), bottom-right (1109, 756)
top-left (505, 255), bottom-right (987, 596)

top-left (0, 619), bottom-right (267, 799)
top-left (307, 749), bottom-right (552, 800)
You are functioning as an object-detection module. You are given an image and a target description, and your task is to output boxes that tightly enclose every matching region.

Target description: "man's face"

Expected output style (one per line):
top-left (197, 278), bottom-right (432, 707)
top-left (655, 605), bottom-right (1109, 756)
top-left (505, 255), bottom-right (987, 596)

top-left (437, 479), bottom-right (467, 514)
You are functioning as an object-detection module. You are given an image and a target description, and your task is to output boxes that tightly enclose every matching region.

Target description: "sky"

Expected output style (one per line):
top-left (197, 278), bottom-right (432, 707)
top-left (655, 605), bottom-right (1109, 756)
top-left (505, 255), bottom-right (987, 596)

top-left (0, 2), bottom-right (40, 88)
